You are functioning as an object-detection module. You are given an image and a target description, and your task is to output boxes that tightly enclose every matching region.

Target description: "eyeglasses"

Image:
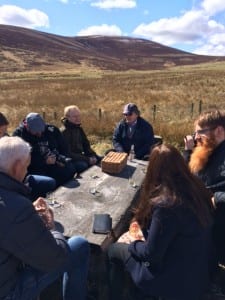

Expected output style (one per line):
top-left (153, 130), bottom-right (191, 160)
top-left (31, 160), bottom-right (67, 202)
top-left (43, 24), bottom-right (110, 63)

top-left (123, 112), bottom-right (133, 116)
top-left (193, 127), bottom-right (217, 137)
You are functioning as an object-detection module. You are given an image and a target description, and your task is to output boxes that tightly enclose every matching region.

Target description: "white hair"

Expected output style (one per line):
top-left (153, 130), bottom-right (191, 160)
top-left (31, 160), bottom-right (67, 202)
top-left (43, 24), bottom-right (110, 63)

top-left (0, 136), bottom-right (31, 174)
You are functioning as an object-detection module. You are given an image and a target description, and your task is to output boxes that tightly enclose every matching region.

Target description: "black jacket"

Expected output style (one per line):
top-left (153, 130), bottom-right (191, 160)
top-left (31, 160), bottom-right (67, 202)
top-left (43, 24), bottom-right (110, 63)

top-left (0, 172), bottom-right (69, 299)
top-left (113, 116), bottom-right (154, 159)
top-left (13, 122), bottom-right (77, 186)
top-left (126, 204), bottom-right (212, 300)
top-left (183, 140), bottom-right (225, 263)
top-left (183, 140), bottom-right (225, 207)
top-left (61, 119), bottom-right (96, 163)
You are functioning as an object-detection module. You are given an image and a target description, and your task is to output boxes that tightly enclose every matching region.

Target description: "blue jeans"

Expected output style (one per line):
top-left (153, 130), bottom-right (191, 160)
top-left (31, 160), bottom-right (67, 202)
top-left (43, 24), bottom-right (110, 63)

top-left (25, 174), bottom-right (56, 201)
top-left (5, 236), bottom-right (90, 300)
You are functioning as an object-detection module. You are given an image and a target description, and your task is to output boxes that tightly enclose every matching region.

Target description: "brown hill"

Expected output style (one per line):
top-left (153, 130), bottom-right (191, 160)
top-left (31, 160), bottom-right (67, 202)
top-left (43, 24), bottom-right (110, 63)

top-left (1, 24), bottom-right (225, 72)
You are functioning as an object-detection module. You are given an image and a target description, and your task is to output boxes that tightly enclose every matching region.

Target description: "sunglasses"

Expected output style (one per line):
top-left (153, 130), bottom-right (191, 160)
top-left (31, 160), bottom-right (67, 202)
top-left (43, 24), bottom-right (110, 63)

top-left (193, 126), bottom-right (217, 137)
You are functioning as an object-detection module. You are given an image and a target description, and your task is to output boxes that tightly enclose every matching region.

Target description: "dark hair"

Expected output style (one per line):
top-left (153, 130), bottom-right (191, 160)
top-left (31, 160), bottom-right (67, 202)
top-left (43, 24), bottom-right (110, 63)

top-left (134, 144), bottom-right (213, 228)
top-left (195, 110), bottom-right (225, 129)
top-left (0, 113), bottom-right (9, 127)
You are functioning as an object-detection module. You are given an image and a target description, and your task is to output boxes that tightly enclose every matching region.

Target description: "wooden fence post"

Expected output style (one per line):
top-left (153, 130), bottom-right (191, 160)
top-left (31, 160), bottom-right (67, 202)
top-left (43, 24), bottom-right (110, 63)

top-left (191, 103), bottom-right (194, 118)
top-left (152, 105), bottom-right (156, 121)
top-left (98, 108), bottom-right (102, 120)
top-left (198, 100), bottom-right (202, 115)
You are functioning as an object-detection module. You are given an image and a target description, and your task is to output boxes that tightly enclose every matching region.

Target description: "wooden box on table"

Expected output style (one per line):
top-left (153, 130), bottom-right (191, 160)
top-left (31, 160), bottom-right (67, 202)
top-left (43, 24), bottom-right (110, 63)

top-left (101, 151), bottom-right (128, 174)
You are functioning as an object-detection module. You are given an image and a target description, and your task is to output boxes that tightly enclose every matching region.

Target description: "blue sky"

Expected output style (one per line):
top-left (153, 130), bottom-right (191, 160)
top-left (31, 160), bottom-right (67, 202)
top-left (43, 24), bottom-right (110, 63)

top-left (1, 0), bottom-right (225, 55)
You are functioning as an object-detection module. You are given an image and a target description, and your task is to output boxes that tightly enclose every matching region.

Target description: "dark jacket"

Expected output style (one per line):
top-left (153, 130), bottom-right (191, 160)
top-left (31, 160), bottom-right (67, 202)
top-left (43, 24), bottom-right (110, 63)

top-left (13, 122), bottom-right (68, 175)
top-left (113, 116), bottom-right (154, 159)
top-left (184, 140), bottom-right (225, 207)
top-left (126, 204), bottom-right (213, 300)
top-left (183, 140), bottom-right (225, 263)
top-left (61, 119), bottom-right (96, 163)
top-left (12, 122), bottom-right (77, 187)
top-left (0, 172), bottom-right (70, 299)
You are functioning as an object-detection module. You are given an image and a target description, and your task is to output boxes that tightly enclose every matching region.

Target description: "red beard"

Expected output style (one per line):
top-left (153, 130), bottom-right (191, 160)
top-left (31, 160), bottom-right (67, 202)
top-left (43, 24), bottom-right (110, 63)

top-left (189, 136), bottom-right (217, 173)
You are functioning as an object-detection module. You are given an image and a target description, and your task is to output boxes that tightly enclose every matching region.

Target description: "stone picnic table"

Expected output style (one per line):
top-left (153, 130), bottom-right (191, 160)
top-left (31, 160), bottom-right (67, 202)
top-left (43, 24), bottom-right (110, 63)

top-left (49, 158), bottom-right (148, 250)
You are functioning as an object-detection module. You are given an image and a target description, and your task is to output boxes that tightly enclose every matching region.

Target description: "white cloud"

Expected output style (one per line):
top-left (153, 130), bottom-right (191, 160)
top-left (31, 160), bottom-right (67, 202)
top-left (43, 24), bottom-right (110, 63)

top-left (194, 32), bottom-right (225, 55)
top-left (0, 5), bottom-right (49, 28)
top-left (77, 24), bottom-right (122, 36)
top-left (194, 43), bottom-right (225, 56)
top-left (133, 10), bottom-right (208, 44)
top-left (133, 7), bottom-right (225, 55)
top-left (201, 0), bottom-right (225, 15)
top-left (91, 0), bottom-right (136, 9)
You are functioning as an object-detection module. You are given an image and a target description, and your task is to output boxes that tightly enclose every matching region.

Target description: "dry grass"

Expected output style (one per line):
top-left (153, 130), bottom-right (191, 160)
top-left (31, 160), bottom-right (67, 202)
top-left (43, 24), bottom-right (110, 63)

top-left (1, 61), bottom-right (225, 153)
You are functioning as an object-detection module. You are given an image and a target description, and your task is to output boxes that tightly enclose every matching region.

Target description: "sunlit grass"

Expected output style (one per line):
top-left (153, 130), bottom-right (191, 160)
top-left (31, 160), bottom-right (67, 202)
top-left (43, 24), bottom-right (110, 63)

top-left (1, 61), bottom-right (225, 151)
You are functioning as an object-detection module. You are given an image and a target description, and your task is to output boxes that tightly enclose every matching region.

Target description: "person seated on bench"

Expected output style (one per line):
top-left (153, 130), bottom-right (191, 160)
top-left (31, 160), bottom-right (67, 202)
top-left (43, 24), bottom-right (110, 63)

top-left (0, 136), bottom-right (90, 300)
top-left (112, 103), bottom-right (155, 160)
top-left (61, 105), bottom-right (101, 173)
top-left (13, 112), bottom-right (77, 187)
top-left (107, 143), bottom-right (214, 300)
top-left (0, 112), bottom-right (56, 201)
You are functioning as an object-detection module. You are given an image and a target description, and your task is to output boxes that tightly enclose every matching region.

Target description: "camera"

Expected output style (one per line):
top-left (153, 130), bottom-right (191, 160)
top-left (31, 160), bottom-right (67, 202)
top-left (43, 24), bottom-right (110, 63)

top-left (51, 149), bottom-right (72, 165)
top-left (191, 134), bottom-right (197, 147)
top-left (43, 148), bottom-right (72, 165)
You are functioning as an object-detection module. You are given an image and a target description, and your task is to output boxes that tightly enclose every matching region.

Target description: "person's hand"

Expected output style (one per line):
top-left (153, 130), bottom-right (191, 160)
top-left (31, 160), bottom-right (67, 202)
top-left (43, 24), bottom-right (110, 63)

top-left (89, 156), bottom-right (97, 165)
top-left (33, 197), bottom-right (55, 230)
top-left (117, 221), bottom-right (145, 244)
top-left (184, 135), bottom-right (195, 150)
top-left (46, 154), bottom-right (56, 165)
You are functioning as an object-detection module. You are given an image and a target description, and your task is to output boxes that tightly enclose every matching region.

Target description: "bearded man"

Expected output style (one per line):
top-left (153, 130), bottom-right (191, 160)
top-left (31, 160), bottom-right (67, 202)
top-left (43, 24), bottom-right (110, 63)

top-left (183, 110), bottom-right (225, 268)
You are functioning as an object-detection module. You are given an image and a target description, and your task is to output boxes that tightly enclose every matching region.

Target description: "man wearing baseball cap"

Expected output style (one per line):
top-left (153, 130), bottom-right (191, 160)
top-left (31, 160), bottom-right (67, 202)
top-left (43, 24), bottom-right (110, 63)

top-left (13, 112), bottom-right (77, 187)
top-left (113, 103), bottom-right (155, 160)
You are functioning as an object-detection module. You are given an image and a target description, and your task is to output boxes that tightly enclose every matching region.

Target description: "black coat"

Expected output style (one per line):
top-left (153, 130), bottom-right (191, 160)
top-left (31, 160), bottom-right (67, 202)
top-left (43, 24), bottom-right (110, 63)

top-left (13, 122), bottom-right (68, 174)
top-left (126, 205), bottom-right (213, 300)
top-left (0, 172), bottom-right (69, 298)
top-left (183, 140), bottom-right (225, 263)
top-left (12, 123), bottom-right (76, 186)
top-left (61, 119), bottom-right (96, 163)
top-left (183, 140), bottom-right (225, 206)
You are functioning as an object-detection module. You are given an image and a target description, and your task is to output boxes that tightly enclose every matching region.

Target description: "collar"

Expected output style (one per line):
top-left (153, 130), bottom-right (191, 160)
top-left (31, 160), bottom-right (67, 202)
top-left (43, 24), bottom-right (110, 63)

top-left (0, 172), bottom-right (30, 197)
top-left (62, 118), bottom-right (81, 129)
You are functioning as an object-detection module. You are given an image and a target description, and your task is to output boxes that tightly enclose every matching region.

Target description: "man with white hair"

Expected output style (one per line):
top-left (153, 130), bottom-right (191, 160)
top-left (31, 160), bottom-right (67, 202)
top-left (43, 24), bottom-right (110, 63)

top-left (0, 136), bottom-right (90, 300)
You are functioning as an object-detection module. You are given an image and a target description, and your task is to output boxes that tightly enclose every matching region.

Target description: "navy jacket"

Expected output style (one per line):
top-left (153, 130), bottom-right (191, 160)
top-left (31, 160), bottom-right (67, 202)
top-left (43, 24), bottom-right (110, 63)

top-left (0, 172), bottom-right (70, 299)
top-left (113, 116), bottom-right (154, 159)
top-left (126, 205), bottom-right (213, 300)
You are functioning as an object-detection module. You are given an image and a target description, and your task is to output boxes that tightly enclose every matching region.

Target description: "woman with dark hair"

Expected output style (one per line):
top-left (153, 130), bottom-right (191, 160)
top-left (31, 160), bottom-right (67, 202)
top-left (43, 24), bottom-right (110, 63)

top-left (108, 144), bottom-right (214, 300)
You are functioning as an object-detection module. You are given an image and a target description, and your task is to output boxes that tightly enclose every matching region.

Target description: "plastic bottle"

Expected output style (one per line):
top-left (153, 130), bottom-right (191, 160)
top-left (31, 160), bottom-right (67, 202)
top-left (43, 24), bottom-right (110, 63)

top-left (129, 144), bottom-right (135, 161)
